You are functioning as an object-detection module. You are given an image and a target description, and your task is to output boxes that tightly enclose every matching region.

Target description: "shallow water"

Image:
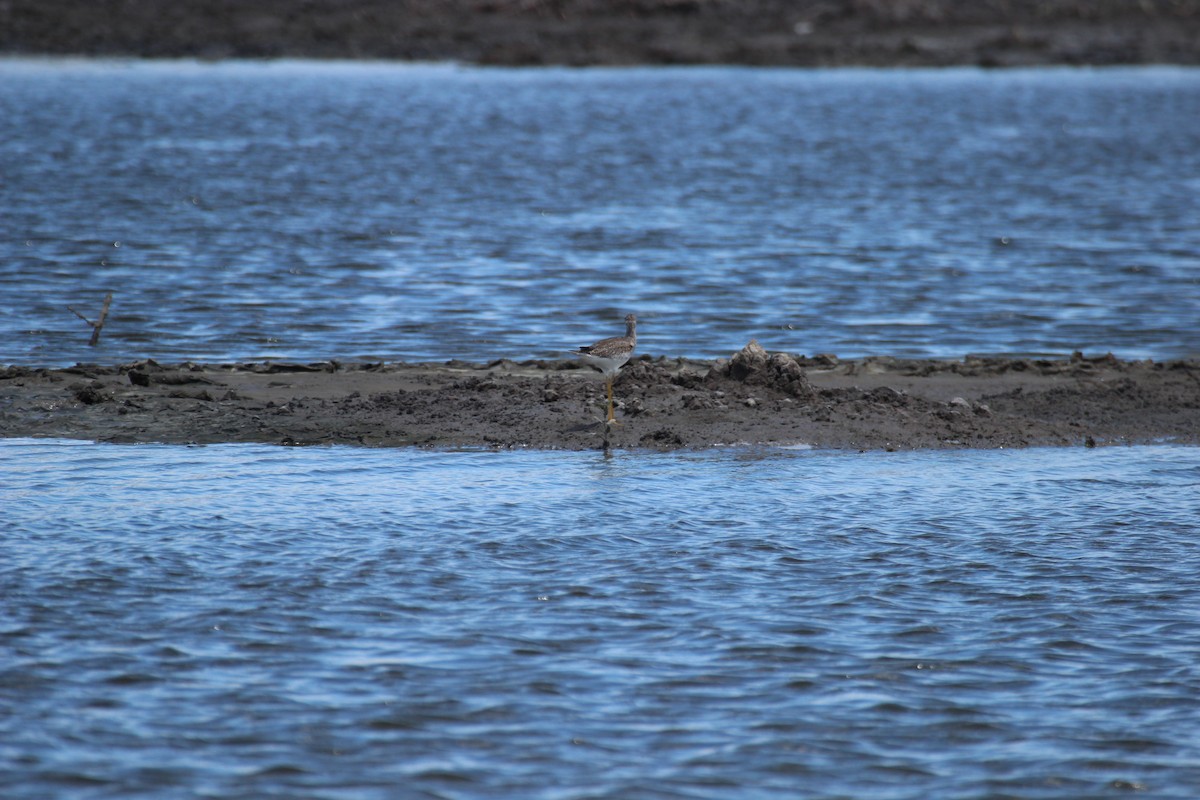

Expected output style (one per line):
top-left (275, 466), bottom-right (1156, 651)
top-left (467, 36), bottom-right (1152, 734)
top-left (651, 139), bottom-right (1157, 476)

top-left (2, 61), bottom-right (1199, 366)
top-left (4, 439), bottom-right (1200, 798)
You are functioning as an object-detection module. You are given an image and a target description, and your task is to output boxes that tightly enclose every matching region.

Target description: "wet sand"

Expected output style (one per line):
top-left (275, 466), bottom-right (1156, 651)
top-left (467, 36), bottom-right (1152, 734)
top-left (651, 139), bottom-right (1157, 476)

top-left (4, 0), bottom-right (1200, 66)
top-left (3, 344), bottom-right (1197, 451)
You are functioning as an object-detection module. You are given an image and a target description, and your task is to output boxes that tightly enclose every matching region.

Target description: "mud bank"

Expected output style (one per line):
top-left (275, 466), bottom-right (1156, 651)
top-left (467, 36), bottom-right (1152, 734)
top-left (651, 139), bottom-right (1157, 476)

top-left (3, 345), bottom-right (1198, 451)
top-left (3, 0), bottom-right (1200, 66)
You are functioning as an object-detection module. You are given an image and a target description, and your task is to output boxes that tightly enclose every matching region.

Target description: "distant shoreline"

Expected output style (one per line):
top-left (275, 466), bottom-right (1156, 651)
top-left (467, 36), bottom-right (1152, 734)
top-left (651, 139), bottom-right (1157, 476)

top-left (3, 351), bottom-right (1198, 451)
top-left (4, 1), bottom-right (1200, 67)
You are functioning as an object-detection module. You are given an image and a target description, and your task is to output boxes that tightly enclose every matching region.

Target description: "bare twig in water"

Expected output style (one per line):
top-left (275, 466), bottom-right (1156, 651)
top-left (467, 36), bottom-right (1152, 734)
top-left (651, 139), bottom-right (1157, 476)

top-left (68, 292), bottom-right (113, 346)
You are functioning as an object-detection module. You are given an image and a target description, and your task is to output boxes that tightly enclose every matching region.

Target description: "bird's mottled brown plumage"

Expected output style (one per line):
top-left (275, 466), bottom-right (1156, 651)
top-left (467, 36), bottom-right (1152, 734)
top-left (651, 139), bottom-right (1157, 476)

top-left (577, 314), bottom-right (637, 424)
top-left (577, 313), bottom-right (637, 375)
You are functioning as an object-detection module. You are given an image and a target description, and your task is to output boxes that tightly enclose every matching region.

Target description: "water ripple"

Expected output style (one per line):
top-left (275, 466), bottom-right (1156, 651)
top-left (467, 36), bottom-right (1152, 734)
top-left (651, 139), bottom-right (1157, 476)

top-left (2, 63), bottom-right (1199, 365)
top-left (3, 441), bottom-right (1200, 797)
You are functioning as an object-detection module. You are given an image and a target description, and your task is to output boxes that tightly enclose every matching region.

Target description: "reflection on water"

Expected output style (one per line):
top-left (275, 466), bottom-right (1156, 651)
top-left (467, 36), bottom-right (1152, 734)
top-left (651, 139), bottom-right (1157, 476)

top-left (4, 439), bottom-right (1200, 798)
top-left (2, 62), bottom-right (1199, 365)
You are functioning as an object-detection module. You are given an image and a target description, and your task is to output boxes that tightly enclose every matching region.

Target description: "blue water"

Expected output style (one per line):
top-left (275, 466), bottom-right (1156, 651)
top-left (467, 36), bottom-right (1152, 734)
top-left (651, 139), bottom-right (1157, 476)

top-left (4, 60), bottom-right (1200, 799)
top-left (4, 439), bottom-right (1200, 798)
top-left (2, 60), bottom-right (1199, 366)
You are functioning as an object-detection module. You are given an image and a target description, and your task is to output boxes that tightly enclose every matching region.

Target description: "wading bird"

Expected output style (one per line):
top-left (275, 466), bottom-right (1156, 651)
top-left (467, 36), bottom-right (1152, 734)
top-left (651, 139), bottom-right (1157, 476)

top-left (577, 313), bottom-right (637, 425)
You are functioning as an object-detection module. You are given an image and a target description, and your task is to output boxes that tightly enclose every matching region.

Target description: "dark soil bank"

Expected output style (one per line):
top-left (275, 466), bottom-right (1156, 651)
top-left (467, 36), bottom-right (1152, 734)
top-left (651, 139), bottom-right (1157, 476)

top-left (3, 0), bottom-right (1200, 66)
top-left (3, 345), bottom-right (1198, 451)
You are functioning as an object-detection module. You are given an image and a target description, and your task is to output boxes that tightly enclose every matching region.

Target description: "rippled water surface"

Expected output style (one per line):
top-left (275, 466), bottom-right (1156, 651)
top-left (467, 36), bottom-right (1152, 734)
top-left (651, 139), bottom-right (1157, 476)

top-left (2, 60), bottom-right (1199, 365)
top-left (4, 440), bottom-right (1200, 798)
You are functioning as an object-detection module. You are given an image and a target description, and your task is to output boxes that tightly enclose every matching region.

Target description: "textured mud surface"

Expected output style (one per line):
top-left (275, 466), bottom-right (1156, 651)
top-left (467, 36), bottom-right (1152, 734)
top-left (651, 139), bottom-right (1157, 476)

top-left (3, 0), bottom-right (1199, 66)
top-left (3, 344), bottom-right (1198, 451)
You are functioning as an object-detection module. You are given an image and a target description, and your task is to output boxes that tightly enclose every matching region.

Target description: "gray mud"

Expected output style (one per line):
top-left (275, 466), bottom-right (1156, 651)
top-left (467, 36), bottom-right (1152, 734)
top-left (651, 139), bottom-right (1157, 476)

top-left (3, 1), bottom-right (1199, 66)
top-left (3, 343), bottom-right (1198, 451)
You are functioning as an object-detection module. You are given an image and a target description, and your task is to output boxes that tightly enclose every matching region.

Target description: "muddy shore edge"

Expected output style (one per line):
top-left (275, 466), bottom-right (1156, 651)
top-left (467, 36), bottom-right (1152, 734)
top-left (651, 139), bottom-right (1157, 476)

top-left (4, 1), bottom-right (1200, 67)
top-left (3, 346), bottom-right (1198, 451)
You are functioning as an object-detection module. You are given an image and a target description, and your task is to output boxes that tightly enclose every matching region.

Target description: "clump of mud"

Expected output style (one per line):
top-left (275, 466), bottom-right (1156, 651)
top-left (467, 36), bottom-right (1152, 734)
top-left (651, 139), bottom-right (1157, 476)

top-left (707, 340), bottom-right (816, 400)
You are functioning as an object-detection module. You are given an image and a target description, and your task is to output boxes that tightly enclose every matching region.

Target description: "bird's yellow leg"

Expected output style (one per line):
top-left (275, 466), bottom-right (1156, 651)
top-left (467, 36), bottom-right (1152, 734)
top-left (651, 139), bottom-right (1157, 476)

top-left (606, 378), bottom-right (620, 425)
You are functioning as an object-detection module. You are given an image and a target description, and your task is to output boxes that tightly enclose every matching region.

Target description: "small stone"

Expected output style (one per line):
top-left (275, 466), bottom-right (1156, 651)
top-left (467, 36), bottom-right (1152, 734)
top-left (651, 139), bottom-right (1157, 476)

top-left (812, 353), bottom-right (839, 368)
top-left (869, 386), bottom-right (906, 404)
top-left (70, 381), bottom-right (111, 405)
